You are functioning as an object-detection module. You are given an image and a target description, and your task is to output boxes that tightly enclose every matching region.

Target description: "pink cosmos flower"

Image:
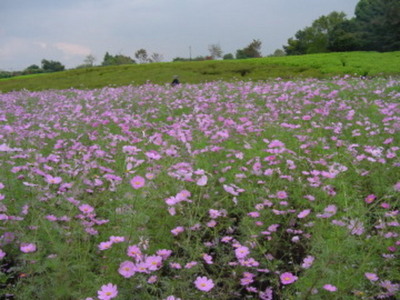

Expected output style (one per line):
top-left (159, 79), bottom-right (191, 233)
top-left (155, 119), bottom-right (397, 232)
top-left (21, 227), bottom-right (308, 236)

top-left (364, 194), bottom-right (376, 204)
top-left (135, 262), bottom-right (150, 273)
top-left (207, 220), bottom-right (217, 227)
top-left (130, 176), bottom-right (145, 189)
top-left (194, 276), bottom-right (215, 292)
top-left (365, 272), bottom-right (379, 281)
top-left (297, 209), bottom-right (311, 219)
top-left (20, 243), bottom-right (36, 253)
top-left (248, 211), bottom-right (260, 218)
top-left (118, 261), bottom-right (136, 278)
top-left (145, 255), bottom-right (163, 271)
top-left (127, 245), bottom-right (142, 260)
top-left (268, 140), bottom-right (285, 148)
top-left (79, 204), bottom-right (94, 214)
top-left (45, 215), bottom-right (58, 221)
top-left (45, 175), bottom-right (62, 184)
top-left (209, 209), bottom-right (222, 219)
top-left (171, 226), bottom-right (184, 236)
top-left (156, 249), bottom-right (172, 260)
top-left (221, 236), bottom-right (233, 243)
top-left (280, 272), bottom-right (298, 285)
top-left (323, 284), bottom-right (337, 292)
top-left (109, 236), bottom-right (125, 243)
top-left (202, 253), bottom-right (213, 264)
top-left (240, 276), bottom-right (254, 286)
top-left (164, 296), bottom-right (181, 300)
top-left (145, 150), bottom-right (161, 160)
top-left (235, 246), bottom-right (250, 259)
top-left (98, 241), bottom-right (113, 251)
top-left (176, 190), bottom-right (191, 201)
top-left (0, 249), bottom-right (6, 259)
top-left (169, 262), bottom-right (182, 269)
top-left (196, 175), bottom-right (208, 186)
top-left (185, 261), bottom-right (198, 269)
top-left (97, 283), bottom-right (118, 300)
top-left (276, 191), bottom-right (288, 199)
top-left (301, 255), bottom-right (315, 269)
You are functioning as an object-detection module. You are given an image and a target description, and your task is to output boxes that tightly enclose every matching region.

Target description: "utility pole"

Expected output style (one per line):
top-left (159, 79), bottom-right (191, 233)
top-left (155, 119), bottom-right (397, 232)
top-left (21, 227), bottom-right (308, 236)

top-left (189, 46), bottom-right (192, 61)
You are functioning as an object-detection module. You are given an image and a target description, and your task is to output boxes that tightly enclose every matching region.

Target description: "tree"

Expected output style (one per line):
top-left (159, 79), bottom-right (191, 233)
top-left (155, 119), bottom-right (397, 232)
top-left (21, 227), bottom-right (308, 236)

top-left (83, 54), bottom-right (96, 66)
top-left (23, 64), bottom-right (43, 74)
top-left (41, 59), bottom-right (65, 72)
top-left (149, 52), bottom-right (164, 63)
top-left (114, 54), bottom-right (135, 65)
top-left (354, 0), bottom-right (400, 51)
top-left (328, 19), bottom-right (363, 52)
top-left (269, 49), bottom-right (286, 57)
top-left (236, 39), bottom-right (262, 59)
top-left (135, 49), bottom-right (149, 63)
top-left (102, 52), bottom-right (114, 66)
top-left (284, 11), bottom-right (348, 55)
top-left (101, 52), bottom-right (135, 66)
top-left (173, 57), bottom-right (190, 62)
top-left (223, 53), bottom-right (234, 60)
top-left (208, 44), bottom-right (223, 59)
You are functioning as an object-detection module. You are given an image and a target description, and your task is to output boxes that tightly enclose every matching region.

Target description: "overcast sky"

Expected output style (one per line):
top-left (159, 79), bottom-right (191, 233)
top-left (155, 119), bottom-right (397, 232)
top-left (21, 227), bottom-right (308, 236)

top-left (1, 0), bottom-right (360, 71)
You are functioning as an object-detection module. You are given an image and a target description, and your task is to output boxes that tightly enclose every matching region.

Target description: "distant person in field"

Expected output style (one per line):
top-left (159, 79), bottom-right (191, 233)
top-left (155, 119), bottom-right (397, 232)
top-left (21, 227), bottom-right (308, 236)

top-left (171, 75), bottom-right (180, 87)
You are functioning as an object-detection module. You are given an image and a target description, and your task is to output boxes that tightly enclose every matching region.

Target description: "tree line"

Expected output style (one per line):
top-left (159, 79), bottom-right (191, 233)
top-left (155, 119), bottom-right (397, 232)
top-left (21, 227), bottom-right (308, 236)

top-left (283, 0), bottom-right (399, 55)
top-left (0, 40), bottom-right (264, 79)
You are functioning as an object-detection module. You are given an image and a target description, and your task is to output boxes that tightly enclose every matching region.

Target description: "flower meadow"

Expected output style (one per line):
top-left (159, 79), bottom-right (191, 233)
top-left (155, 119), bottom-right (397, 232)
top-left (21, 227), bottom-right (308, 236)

top-left (0, 76), bottom-right (399, 299)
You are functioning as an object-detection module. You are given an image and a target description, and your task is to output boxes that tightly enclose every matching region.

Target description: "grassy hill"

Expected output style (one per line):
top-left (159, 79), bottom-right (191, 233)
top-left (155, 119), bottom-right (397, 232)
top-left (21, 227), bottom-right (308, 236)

top-left (1, 51), bottom-right (399, 92)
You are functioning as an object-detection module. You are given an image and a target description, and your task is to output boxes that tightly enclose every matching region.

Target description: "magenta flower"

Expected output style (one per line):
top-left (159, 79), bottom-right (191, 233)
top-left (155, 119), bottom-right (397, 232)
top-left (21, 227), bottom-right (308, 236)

top-left (127, 245), bottom-right (142, 260)
top-left (98, 241), bottom-right (113, 251)
top-left (209, 209), bottom-right (222, 219)
top-left (79, 204), bottom-right (94, 214)
top-left (135, 262), bottom-right (150, 273)
top-left (196, 175), bottom-right (208, 186)
top-left (194, 276), bottom-right (215, 292)
top-left (20, 243), bottom-right (36, 253)
top-left (323, 284), bottom-right (337, 292)
top-left (235, 246), bottom-right (250, 259)
top-left (0, 249), bottom-right (6, 259)
top-left (109, 236), bottom-right (125, 243)
top-left (45, 175), bottom-right (62, 184)
top-left (164, 296), bottom-right (181, 300)
top-left (145, 255), bottom-right (163, 271)
top-left (97, 283), bottom-right (118, 300)
top-left (297, 209), bottom-right (311, 218)
top-left (365, 272), bottom-right (379, 281)
top-left (301, 255), bottom-right (315, 269)
top-left (147, 275), bottom-right (158, 283)
top-left (184, 261), bottom-right (198, 269)
top-left (280, 272), bottom-right (298, 285)
top-left (171, 226), bottom-right (184, 236)
top-left (156, 249), bottom-right (172, 260)
top-left (202, 253), bottom-right (213, 264)
top-left (130, 175), bottom-right (145, 189)
top-left (276, 191), bottom-right (288, 199)
top-left (118, 261), bottom-right (136, 278)
top-left (364, 194), bottom-right (376, 204)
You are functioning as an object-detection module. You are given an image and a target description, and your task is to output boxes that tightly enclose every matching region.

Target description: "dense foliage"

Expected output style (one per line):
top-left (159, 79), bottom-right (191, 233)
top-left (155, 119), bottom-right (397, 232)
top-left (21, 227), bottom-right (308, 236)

top-left (102, 52), bottom-right (136, 66)
top-left (284, 0), bottom-right (400, 55)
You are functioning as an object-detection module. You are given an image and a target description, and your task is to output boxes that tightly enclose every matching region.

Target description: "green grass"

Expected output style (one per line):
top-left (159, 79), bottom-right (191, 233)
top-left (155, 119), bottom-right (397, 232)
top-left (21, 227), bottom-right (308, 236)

top-left (1, 51), bottom-right (399, 93)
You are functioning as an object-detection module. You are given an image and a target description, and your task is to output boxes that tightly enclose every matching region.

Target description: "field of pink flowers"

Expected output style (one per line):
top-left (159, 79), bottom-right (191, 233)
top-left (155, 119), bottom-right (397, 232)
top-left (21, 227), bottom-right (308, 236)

top-left (0, 76), bottom-right (399, 299)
